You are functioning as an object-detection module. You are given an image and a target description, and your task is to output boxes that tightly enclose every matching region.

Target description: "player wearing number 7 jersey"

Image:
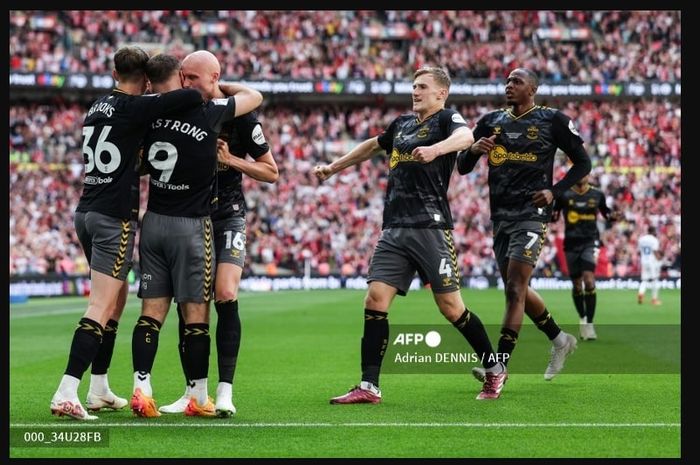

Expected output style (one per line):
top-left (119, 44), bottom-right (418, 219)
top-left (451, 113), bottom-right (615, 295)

top-left (457, 68), bottom-right (591, 381)
top-left (51, 45), bottom-right (204, 420)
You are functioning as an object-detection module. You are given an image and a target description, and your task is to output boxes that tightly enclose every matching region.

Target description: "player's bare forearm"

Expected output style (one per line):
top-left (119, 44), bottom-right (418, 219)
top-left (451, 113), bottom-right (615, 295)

top-left (434, 127), bottom-right (474, 158)
top-left (235, 152), bottom-right (279, 183)
top-left (316, 137), bottom-right (380, 181)
top-left (218, 82), bottom-right (263, 117)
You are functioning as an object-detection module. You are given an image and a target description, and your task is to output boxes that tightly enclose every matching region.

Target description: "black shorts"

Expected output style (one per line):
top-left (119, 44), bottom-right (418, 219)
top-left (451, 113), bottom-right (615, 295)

top-left (74, 211), bottom-right (136, 281)
top-left (213, 216), bottom-right (246, 268)
top-left (493, 220), bottom-right (548, 269)
top-left (138, 211), bottom-right (215, 303)
top-left (565, 241), bottom-right (598, 278)
top-left (368, 228), bottom-right (460, 296)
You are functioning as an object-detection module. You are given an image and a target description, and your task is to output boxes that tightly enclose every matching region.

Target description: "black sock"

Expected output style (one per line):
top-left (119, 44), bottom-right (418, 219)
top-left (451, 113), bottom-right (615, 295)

top-left (497, 327), bottom-right (518, 367)
top-left (91, 319), bottom-right (118, 375)
top-left (131, 316), bottom-right (162, 374)
top-left (215, 300), bottom-right (241, 384)
top-left (531, 308), bottom-right (561, 340)
top-left (361, 309), bottom-right (389, 387)
top-left (584, 289), bottom-right (597, 323)
top-left (572, 289), bottom-right (586, 319)
top-left (65, 318), bottom-right (104, 379)
top-left (184, 323), bottom-right (210, 380)
top-left (176, 304), bottom-right (191, 386)
top-left (452, 308), bottom-right (497, 369)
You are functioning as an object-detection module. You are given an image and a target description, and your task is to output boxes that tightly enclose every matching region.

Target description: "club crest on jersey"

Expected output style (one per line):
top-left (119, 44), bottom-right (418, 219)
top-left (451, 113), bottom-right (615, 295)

top-left (527, 125), bottom-right (539, 140)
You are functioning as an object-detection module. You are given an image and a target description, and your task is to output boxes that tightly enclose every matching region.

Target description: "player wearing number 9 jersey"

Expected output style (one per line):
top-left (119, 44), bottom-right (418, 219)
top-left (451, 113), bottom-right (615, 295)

top-left (129, 53), bottom-right (263, 418)
top-left (51, 46), bottom-right (204, 421)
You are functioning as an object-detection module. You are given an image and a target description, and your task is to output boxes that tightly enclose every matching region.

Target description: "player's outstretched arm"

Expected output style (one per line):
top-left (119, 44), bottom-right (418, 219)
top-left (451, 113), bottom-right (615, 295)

top-left (314, 137), bottom-right (381, 182)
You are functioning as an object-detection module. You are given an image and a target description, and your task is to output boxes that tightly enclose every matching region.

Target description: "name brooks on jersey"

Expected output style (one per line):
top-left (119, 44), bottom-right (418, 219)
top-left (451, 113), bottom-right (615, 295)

top-left (151, 118), bottom-right (208, 141)
top-left (87, 101), bottom-right (115, 118)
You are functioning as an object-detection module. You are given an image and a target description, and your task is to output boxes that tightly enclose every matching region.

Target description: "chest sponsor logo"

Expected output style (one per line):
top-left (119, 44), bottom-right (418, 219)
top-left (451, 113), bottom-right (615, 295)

top-left (417, 126), bottom-right (429, 138)
top-left (389, 148), bottom-right (416, 169)
top-left (567, 210), bottom-right (596, 224)
top-left (487, 145), bottom-right (538, 166)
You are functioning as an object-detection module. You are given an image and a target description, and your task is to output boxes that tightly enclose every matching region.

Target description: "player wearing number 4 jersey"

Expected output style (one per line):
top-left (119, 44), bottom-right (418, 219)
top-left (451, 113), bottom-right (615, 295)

top-left (51, 46), bottom-right (204, 421)
top-left (315, 67), bottom-right (505, 402)
top-left (130, 53), bottom-right (263, 418)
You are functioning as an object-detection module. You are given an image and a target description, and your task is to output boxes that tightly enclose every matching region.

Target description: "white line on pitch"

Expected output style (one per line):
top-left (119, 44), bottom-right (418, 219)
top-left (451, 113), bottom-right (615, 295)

top-left (10, 422), bottom-right (680, 428)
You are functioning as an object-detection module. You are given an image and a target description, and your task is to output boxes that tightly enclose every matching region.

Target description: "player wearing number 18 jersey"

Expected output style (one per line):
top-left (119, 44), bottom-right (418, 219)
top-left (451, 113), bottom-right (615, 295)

top-left (158, 50), bottom-right (278, 418)
top-left (51, 46), bottom-right (204, 421)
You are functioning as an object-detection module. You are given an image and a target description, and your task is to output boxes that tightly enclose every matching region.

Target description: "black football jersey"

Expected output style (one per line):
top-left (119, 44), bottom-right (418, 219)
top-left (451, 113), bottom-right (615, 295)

top-left (75, 88), bottom-right (202, 219)
top-left (142, 97), bottom-right (237, 217)
top-left (211, 112), bottom-right (270, 221)
top-left (472, 106), bottom-right (584, 222)
top-left (555, 185), bottom-right (611, 248)
top-left (376, 108), bottom-right (467, 229)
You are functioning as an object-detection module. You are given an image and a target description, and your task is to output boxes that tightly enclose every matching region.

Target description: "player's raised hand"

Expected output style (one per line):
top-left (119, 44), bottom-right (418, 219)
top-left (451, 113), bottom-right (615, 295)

top-left (412, 145), bottom-right (439, 163)
top-left (216, 138), bottom-right (230, 163)
top-left (470, 134), bottom-right (497, 156)
top-left (314, 164), bottom-right (334, 182)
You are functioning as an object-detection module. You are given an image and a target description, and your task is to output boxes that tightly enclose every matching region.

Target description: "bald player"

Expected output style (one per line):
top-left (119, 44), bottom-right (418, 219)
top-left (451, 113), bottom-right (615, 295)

top-left (158, 51), bottom-right (278, 418)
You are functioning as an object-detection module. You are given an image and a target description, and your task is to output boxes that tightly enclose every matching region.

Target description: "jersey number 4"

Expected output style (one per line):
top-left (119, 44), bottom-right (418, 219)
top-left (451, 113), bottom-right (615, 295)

top-left (82, 126), bottom-right (121, 174)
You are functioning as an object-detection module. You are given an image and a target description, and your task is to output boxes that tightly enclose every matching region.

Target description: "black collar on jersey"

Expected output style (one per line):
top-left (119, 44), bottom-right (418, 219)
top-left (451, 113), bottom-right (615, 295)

top-left (415, 108), bottom-right (442, 125)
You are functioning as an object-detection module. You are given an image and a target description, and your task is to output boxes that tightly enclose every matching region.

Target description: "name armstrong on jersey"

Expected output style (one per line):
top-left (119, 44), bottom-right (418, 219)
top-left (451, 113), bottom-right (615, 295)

top-left (151, 118), bottom-right (208, 141)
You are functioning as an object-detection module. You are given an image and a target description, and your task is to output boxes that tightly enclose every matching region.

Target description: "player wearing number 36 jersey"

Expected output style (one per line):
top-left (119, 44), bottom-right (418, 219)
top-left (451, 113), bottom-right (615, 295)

top-left (51, 46), bottom-right (204, 421)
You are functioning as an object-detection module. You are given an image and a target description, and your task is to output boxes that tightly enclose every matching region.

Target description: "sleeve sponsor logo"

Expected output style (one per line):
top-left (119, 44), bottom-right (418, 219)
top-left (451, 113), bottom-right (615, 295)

top-left (568, 119), bottom-right (580, 136)
top-left (212, 98), bottom-right (229, 106)
top-left (251, 124), bottom-right (266, 145)
top-left (451, 113), bottom-right (466, 124)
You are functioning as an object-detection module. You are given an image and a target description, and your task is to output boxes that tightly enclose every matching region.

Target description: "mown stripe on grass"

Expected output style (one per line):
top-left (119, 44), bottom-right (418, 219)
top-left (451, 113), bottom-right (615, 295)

top-left (10, 422), bottom-right (680, 428)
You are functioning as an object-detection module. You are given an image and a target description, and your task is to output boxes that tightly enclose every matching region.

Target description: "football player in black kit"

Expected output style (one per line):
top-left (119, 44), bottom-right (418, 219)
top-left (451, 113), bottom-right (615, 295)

top-left (50, 46), bottom-right (204, 420)
top-left (552, 175), bottom-right (621, 340)
top-left (315, 67), bottom-right (506, 402)
top-left (457, 68), bottom-right (591, 382)
top-left (129, 54), bottom-right (263, 418)
top-left (158, 50), bottom-right (278, 418)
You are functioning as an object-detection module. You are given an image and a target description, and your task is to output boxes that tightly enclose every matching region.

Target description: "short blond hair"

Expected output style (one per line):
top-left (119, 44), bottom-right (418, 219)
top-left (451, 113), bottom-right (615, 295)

top-left (413, 67), bottom-right (451, 90)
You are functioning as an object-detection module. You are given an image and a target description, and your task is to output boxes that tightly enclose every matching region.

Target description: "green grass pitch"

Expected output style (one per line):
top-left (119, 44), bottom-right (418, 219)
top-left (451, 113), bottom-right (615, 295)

top-left (9, 288), bottom-right (680, 458)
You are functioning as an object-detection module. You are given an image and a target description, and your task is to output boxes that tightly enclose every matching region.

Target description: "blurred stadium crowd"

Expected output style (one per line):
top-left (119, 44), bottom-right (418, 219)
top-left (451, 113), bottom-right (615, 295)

top-left (9, 10), bottom-right (681, 279)
top-left (10, 10), bottom-right (680, 82)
